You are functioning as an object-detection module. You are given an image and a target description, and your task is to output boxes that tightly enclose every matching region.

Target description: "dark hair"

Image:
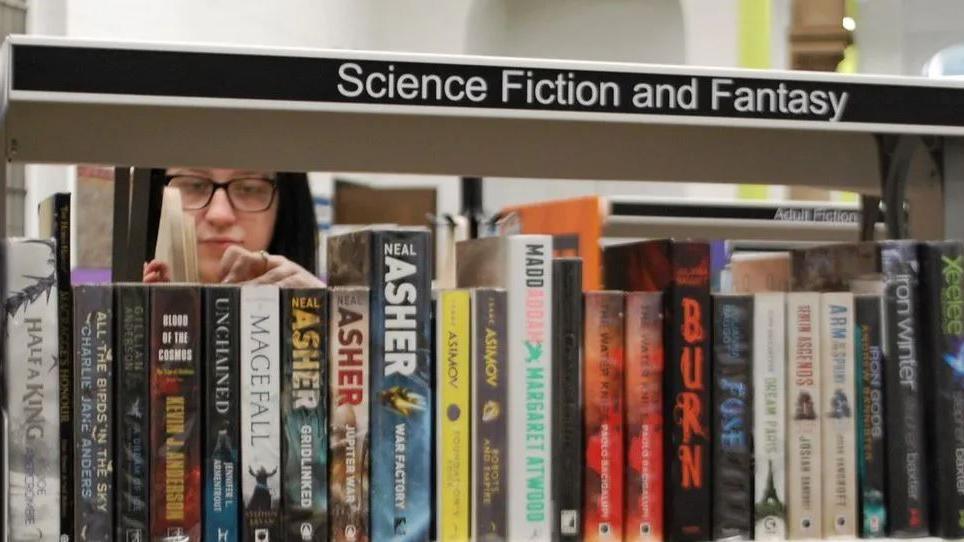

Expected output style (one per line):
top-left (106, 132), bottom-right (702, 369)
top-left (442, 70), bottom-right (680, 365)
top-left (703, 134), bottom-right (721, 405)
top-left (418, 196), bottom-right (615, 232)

top-left (153, 169), bottom-right (319, 275)
top-left (268, 172), bottom-right (319, 275)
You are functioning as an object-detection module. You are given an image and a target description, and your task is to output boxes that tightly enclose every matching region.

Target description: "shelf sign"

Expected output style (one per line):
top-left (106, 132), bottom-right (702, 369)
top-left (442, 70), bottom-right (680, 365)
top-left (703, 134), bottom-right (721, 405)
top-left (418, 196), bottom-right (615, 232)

top-left (11, 43), bottom-right (964, 131)
top-left (335, 64), bottom-right (851, 122)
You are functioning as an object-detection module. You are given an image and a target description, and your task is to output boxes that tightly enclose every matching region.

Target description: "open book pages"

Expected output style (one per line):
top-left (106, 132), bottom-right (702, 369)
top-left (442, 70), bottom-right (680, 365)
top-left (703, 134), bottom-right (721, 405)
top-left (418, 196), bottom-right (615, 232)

top-left (154, 186), bottom-right (199, 282)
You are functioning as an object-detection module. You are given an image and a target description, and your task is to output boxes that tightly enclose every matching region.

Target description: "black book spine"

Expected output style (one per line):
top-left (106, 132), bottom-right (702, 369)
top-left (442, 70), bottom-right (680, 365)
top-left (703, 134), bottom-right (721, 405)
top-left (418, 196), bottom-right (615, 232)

top-left (664, 243), bottom-right (712, 542)
top-left (369, 230), bottom-right (432, 542)
top-left (711, 295), bottom-right (753, 540)
top-left (116, 285), bottom-right (151, 542)
top-left (281, 288), bottom-right (329, 542)
top-left (204, 286), bottom-right (241, 542)
top-left (551, 258), bottom-right (583, 541)
top-left (472, 288), bottom-right (508, 542)
top-left (919, 241), bottom-right (964, 538)
top-left (73, 285), bottom-right (114, 541)
top-left (855, 294), bottom-right (887, 537)
top-left (880, 241), bottom-right (930, 536)
top-left (53, 195), bottom-right (74, 542)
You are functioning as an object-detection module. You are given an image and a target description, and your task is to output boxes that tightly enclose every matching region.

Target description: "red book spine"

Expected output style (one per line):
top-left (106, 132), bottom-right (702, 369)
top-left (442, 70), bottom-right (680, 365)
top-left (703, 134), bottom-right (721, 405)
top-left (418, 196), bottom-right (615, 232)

top-left (625, 292), bottom-right (664, 542)
top-left (583, 292), bottom-right (625, 542)
top-left (150, 286), bottom-right (203, 542)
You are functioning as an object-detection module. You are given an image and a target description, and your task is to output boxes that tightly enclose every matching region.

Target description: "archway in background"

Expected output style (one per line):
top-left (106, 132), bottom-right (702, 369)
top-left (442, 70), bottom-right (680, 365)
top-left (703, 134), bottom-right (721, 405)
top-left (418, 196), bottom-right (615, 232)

top-left (923, 43), bottom-right (964, 78)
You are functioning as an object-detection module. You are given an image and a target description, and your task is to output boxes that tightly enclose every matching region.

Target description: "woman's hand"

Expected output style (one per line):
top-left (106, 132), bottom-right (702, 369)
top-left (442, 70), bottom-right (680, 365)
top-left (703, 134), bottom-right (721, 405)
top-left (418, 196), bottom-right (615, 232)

top-left (143, 260), bottom-right (172, 283)
top-left (219, 245), bottom-right (324, 288)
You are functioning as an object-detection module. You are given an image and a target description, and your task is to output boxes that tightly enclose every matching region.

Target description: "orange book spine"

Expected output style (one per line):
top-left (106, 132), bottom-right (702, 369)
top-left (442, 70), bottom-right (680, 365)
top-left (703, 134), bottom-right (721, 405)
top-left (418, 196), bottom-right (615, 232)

top-left (625, 292), bottom-right (664, 542)
top-left (583, 292), bottom-right (625, 542)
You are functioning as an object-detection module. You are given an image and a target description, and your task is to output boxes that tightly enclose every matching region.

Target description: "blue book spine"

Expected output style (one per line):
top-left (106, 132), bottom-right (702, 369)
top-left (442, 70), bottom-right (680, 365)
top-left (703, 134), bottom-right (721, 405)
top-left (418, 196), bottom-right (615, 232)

top-left (204, 286), bottom-right (242, 542)
top-left (369, 230), bottom-right (432, 542)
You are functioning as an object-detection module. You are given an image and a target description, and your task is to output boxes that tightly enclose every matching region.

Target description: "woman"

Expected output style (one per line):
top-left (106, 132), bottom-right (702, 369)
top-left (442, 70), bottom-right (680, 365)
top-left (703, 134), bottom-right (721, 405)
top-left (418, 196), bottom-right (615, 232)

top-left (143, 167), bottom-right (324, 288)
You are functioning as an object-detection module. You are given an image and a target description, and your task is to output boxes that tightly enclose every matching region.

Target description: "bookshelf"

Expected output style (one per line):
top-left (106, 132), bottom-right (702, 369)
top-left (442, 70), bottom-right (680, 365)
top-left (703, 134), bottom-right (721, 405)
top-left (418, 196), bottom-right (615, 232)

top-left (2, 35), bottom-right (963, 542)
top-left (0, 34), bottom-right (961, 238)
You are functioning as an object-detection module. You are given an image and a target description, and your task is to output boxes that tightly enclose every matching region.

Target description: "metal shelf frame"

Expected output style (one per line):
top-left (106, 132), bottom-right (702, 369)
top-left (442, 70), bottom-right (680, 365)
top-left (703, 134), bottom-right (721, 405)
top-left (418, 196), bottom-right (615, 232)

top-left (0, 35), bottom-right (962, 239)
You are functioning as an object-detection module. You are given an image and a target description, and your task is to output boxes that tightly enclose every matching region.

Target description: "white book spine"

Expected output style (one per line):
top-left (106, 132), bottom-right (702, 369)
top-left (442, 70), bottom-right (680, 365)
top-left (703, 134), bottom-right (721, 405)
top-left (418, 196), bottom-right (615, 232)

top-left (753, 292), bottom-right (787, 540)
top-left (507, 236), bottom-right (553, 541)
top-left (820, 292), bottom-right (857, 537)
top-left (4, 239), bottom-right (60, 542)
top-left (241, 285), bottom-right (282, 537)
top-left (786, 292), bottom-right (822, 539)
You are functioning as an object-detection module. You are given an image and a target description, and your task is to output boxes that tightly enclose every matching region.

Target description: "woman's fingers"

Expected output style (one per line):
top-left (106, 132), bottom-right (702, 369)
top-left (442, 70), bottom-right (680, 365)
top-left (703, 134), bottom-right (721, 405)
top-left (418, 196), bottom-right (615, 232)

top-left (220, 248), bottom-right (324, 287)
top-left (277, 272), bottom-right (325, 288)
top-left (219, 246), bottom-right (272, 283)
top-left (245, 262), bottom-right (298, 285)
top-left (142, 259), bottom-right (171, 283)
top-left (218, 245), bottom-right (249, 282)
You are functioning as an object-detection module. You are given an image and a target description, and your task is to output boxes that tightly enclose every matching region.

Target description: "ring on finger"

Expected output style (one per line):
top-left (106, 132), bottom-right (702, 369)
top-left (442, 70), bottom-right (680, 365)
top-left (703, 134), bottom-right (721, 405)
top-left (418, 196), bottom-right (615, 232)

top-left (259, 250), bottom-right (269, 272)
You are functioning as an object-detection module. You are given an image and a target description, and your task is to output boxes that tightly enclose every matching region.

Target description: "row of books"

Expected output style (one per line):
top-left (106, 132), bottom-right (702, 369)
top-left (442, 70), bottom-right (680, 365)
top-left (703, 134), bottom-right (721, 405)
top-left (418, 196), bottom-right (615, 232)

top-left (3, 230), bottom-right (964, 542)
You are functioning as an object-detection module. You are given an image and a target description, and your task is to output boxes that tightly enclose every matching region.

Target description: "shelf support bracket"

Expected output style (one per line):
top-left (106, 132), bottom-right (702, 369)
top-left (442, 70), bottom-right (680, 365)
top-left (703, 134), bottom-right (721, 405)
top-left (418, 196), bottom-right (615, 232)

top-left (858, 194), bottom-right (880, 241)
top-left (941, 136), bottom-right (964, 240)
top-left (0, 120), bottom-right (8, 238)
top-left (111, 167), bottom-right (162, 281)
top-left (111, 166), bottom-right (131, 280)
top-left (460, 176), bottom-right (483, 239)
top-left (876, 134), bottom-right (917, 239)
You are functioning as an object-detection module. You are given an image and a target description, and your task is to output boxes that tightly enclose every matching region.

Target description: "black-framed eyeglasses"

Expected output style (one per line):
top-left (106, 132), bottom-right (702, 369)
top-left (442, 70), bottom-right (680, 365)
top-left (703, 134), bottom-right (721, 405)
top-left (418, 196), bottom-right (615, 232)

top-left (166, 175), bottom-right (278, 212)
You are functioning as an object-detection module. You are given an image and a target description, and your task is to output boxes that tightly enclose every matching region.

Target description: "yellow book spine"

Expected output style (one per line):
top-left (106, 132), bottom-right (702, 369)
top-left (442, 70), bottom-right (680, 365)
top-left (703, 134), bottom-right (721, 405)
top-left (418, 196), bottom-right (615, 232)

top-left (437, 290), bottom-right (472, 542)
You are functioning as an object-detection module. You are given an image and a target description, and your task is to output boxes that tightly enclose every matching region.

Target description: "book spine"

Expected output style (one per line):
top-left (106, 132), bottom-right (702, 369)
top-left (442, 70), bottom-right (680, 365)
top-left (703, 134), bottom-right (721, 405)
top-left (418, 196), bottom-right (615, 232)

top-left (5, 239), bottom-right (60, 542)
top-left (625, 292), bottom-right (663, 542)
top-left (74, 285), bottom-right (113, 542)
top-left (880, 242), bottom-right (930, 535)
top-left (663, 242), bottom-right (712, 542)
top-left (820, 292), bottom-right (857, 537)
top-left (204, 287), bottom-right (241, 542)
top-left (1, 240), bottom-right (4, 542)
top-left (582, 292), bottom-right (625, 542)
top-left (53, 196), bottom-right (74, 542)
top-left (752, 293), bottom-right (787, 540)
top-left (281, 288), bottom-right (329, 542)
top-left (329, 287), bottom-right (370, 542)
top-left (551, 259), bottom-right (583, 542)
top-left (506, 236), bottom-right (553, 541)
top-left (854, 295), bottom-right (886, 537)
top-left (150, 286), bottom-right (203, 542)
top-left (711, 295), bottom-right (752, 541)
top-left (436, 290), bottom-right (471, 541)
top-left (471, 288), bottom-right (508, 542)
top-left (74, 286), bottom-right (96, 540)
top-left (240, 285), bottom-right (282, 542)
top-left (786, 292), bottom-right (822, 539)
top-left (369, 230), bottom-right (433, 542)
top-left (116, 285), bottom-right (151, 542)
top-left (919, 242), bottom-right (964, 538)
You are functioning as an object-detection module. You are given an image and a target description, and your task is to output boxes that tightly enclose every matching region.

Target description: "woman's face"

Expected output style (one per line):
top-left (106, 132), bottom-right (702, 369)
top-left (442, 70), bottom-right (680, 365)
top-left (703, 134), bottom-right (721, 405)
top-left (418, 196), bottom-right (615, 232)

top-left (166, 167), bottom-right (279, 283)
